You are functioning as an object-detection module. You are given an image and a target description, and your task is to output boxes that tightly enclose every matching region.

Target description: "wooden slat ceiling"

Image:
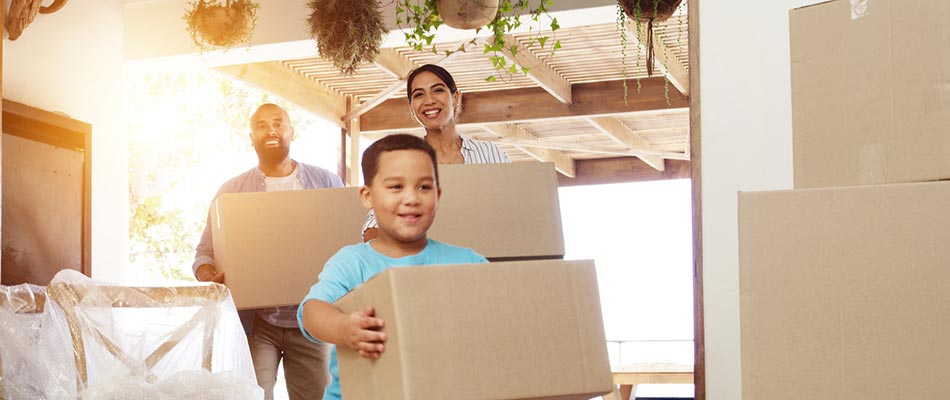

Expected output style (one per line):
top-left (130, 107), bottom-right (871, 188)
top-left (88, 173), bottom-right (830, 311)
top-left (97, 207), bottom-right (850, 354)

top-left (223, 5), bottom-right (690, 179)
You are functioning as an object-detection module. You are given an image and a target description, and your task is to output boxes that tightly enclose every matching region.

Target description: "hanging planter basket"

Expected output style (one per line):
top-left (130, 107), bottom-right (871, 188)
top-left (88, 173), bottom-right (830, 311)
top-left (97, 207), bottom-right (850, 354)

top-left (617, 0), bottom-right (682, 76)
top-left (307, 0), bottom-right (386, 76)
top-left (436, 0), bottom-right (499, 30)
top-left (618, 0), bottom-right (681, 22)
top-left (184, 0), bottom-right (259, 51)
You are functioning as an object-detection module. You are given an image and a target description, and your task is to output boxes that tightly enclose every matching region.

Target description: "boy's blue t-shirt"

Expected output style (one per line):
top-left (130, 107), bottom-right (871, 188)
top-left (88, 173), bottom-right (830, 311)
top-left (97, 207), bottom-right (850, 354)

top-left (297, 238), bottom-right (487, 400)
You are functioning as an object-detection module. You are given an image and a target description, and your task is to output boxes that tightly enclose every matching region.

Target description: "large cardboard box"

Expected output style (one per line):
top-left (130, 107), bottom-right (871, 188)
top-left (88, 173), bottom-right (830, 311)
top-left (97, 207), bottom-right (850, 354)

top-left (212, 162), bottom-right (565, 309)
top-left (738, 181), bottom-right (950, 399)
top-left (211, 187), bottom-right (365, 309)
top-left (790, 0), bottom-right (950, 188)
top-left (433, 162), bottom-right (565, 260)
top-left (334, 259), bottom-right (612, 400)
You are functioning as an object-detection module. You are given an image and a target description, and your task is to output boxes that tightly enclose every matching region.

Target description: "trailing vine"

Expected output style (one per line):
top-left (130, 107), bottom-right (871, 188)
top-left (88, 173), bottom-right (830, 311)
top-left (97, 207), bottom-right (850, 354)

top-left (396, 0), bottom-right (561, 82)
top-left (617, 0), bottom-right (683, 105)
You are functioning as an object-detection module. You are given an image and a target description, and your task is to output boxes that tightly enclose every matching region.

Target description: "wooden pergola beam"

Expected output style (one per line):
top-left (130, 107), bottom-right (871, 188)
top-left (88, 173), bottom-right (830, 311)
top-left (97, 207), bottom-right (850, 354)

top-left (588, 116), bottom-right (666, 171)
top-left (488, 137), bottom-right (687, 160)
top-left (483, 123), bottom-right (576, 178)
top-left (340, 41), bottom-right (480, 123)
top-left (361, 77), bottom-right (687, 132)
top-left (557, 157), bottom-right (690, 187)
top-left (373, 48), bottom-right (417, 79)
top-left (215, 61), bottom-right (347, 127)
top-left (497, 34), bottom-right (572, 104)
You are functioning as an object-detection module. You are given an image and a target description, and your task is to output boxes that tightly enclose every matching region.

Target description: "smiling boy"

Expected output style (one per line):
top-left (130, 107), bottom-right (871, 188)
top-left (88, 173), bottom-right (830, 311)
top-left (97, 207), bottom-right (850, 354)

top-left (297, 134), bottom-right (487, 400)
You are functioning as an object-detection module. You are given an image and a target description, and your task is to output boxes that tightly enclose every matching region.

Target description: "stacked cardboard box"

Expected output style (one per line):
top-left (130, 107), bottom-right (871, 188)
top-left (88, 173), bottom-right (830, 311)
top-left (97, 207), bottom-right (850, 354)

top-left (212, 161), bottom-right (611, 398)
top-left (211, 162), bottom-right (565, 310)
top-left (334, 260), bottom-right (613, 400)
top-left (789, 0), bottom-right (950, 188)
top-left (740, 1), bottom-right (950, 398)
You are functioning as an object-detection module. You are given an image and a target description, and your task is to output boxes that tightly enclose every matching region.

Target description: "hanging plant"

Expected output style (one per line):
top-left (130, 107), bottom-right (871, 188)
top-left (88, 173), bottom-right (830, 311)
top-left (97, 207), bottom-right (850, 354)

top-left (307, 0), bottom-right (387, 76)
top-left (396, 0), bottom-right (561, 82)
top-left (617, 0), bottom-right (682, 76)
top-left (437, 0), bottom-right (499, 30)
top-left (184, 0), bottom-right (259, 52)
top-left (615, 0), bottom-right (683, 105)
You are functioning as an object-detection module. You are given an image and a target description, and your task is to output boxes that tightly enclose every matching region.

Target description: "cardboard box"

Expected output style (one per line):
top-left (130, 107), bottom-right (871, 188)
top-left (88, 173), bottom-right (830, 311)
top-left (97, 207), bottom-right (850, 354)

top-left (212, 162), bottom-right (565, 309)
top-left (432, 162), bottom-right (565, 260)
top-left (790, 0), bottom-right (950, 188)
top-left (211, 187), bottom-right (365, 309)
top-left (739, 181), bottom-right (950, 399)
top-left (334, 259), bottom-right (612, 400)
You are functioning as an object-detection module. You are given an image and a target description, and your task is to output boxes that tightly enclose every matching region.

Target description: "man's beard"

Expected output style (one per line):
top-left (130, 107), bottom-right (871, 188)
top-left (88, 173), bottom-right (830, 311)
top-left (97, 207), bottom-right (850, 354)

top-left (254, 141), bottom-right (291, 166)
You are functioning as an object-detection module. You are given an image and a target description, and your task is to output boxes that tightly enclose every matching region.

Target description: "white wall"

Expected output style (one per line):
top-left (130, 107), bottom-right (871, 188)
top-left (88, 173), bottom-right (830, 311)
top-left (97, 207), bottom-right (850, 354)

top-left (3, 0), bottom-right (129, 283)
top-left (699, 1), bottom-right (824, 398)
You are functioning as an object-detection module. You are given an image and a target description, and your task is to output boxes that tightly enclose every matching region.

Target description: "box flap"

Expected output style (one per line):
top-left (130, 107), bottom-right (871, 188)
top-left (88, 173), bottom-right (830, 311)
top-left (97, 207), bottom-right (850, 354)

top-left (334, 269), bottom-right (406, 399)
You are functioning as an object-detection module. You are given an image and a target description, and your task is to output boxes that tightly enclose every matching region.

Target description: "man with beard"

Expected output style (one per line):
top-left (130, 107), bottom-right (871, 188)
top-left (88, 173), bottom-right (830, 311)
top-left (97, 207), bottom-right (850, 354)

top-left (193, 103), bottom-right (341, 400)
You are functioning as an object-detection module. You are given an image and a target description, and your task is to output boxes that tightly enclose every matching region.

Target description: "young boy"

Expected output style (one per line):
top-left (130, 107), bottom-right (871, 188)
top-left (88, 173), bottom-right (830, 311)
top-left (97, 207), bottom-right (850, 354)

top-left (297, 134), bottom-right (487, 400)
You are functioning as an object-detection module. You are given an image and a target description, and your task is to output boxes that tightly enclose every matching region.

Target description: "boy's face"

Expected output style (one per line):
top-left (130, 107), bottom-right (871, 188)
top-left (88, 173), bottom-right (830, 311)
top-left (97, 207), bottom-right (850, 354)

top-left (360, 149), bottom-right (441, 246)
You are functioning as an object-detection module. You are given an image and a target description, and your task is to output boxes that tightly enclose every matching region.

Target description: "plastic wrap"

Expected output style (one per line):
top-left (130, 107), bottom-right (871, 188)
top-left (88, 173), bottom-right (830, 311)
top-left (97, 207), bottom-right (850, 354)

top-left (0, 283), bottom-right (76, 399)
top-left (40, 269), bottom-right (261, 399)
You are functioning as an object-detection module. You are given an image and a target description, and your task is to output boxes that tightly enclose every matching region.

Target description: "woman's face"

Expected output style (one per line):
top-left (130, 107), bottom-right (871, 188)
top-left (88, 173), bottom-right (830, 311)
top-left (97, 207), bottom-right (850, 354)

top-left (409, 71), bottom-right (461, 131)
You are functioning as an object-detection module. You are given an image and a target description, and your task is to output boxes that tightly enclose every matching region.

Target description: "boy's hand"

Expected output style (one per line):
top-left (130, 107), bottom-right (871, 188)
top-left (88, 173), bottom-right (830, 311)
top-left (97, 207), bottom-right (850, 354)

top-left (338, 306), bottom-right (387, 359)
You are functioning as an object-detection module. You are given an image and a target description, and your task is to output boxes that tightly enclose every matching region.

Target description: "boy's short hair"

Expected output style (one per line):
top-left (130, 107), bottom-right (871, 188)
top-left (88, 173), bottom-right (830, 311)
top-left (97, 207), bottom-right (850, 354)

top-left (362, 134), bottom-right (439, 186)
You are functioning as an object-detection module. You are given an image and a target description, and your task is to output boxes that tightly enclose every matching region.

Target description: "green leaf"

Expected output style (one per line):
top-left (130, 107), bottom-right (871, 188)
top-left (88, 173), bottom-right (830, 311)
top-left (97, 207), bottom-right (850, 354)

top-left (537, 36), bottom-right (548, 48)
top-left (551, 18), bottom-right (560, 31)
top-left (553, 40), bottom-right (561, 51)
top-left (486, 75), bottom-right (497, 82)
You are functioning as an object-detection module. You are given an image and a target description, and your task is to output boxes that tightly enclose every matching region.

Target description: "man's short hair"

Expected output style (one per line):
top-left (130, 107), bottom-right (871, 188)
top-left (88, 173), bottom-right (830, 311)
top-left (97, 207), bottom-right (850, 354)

top-left (361, 134), bottom-right (439, 186)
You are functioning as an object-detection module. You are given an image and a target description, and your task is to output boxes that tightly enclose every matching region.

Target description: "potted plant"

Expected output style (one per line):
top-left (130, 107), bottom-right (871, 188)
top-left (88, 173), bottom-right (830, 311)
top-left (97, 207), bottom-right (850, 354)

top-left (184, 0), bottom-right (259, 52)
top-left (396, 0), bottom-right (561, 81)
top-left (307, 0), bottom-right (387, 76)
top-left (437, 0), bottom-right (499, 30)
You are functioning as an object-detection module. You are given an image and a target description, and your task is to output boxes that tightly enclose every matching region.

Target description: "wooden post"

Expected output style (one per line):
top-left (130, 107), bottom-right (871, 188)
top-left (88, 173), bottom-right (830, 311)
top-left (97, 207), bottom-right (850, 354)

top-left (688, 0), bottom-right (705, 398)
top-left (347, 116), bottom-right (361, 186)
top-left (339, 127), bottom-right (347, 183)
top-left (344, 95), bottom-right (362, 186)
top-left (1, 0), bottom-right (4, 276)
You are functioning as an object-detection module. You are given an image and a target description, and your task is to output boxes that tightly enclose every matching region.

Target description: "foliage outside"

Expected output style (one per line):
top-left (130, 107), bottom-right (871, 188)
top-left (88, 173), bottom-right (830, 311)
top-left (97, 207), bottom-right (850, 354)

top-left (127, 68), bottom-right (339, 283)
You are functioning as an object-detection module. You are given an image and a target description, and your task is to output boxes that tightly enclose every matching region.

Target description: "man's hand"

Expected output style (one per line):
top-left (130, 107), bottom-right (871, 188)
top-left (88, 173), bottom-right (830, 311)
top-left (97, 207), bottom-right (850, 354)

top-left (195, 264), bottom-right (225, 283)
top-left (338, 306), bottom-right (387, 359)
